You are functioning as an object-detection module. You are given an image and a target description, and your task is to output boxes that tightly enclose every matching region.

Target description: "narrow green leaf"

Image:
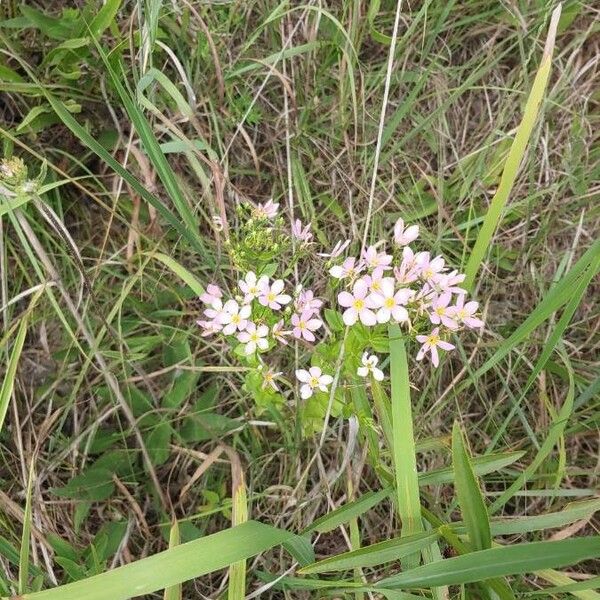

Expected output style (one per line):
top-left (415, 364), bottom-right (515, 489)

top-left (377, 538), bottom-right (600, 589)
top-left (452, 422), bottom-right (491, 551)
top-left (148, 252), bottom-right (205, 297)
top-left (18, 460), bottom-right (35, 594)
top-left (18, 521), bottom-right (298, 600)
top-left (0, 314), bottom-right (28, 433)
top-left (163, 520), bottom-right (181, 600)
top-left (87, 0), bottom-right (121, 38)
top-left (299, 531), bottom-right (438, 574)
top-left (303, 488), bottom-right (390, 534)
top-left (388, 325), bottom-right (423, 568)
top-left (464, 5), bottom-right (561, 288)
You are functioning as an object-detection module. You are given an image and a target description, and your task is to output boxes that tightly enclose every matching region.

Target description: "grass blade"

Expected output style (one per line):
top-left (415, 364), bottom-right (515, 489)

top-left (19, 521), bottom-right (299, 600)
top-left (0, 313), bottom-right (28, 433)
top-left (376, 537), bottom-right (600, 589)
top-left (18, 459), bottom-right (35, 594)
top-left (299, 532), bottom-right (438, 574)
top-left (464, 5), bottom-right (561, 289)
top-left (163, 520), bottom-right (181, 600)
top-left (452, 422), bottom-right (491, 550)
top-left (388, 324), bottom-right (423, 568)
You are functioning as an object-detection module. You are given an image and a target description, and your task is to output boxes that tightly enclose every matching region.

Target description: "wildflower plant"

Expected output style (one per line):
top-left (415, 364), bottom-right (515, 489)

top-left (199, 199), bottom-right (483, 433)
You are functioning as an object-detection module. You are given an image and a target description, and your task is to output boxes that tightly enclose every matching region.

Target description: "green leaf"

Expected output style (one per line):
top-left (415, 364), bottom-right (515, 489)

top-left (464, 5), bottom-right (561, 289)
top-left (376, 538), bottom-right (600, 589)
top-left (452, 422), bottom-right (491, 551)
top-left (303, 488), bottom-right (391, 535)
top-left (87, 0), bottom-right (121, 38)
top-left (18, 521), bottom-right (302, 600)
top-left (388, 325), bottom-right (423, 568)
top-left (150, 252), bottom-right (205, 297)
top-left (147, 420), bottom-right (172, 466)
top-left (299, 531), bottom-right (438, 574)
top-left (51, 469), bottom-right (115, 502)
top-left (0, 314), bottom-right (29, 433)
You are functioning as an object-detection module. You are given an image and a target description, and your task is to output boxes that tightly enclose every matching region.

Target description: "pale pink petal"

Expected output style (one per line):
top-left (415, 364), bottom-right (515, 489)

top-left (338, 291), bottom-right (354, 308)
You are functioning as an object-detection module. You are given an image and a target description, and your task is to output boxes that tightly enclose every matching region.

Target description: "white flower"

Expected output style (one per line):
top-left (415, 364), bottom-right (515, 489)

top-left (337, 278), bottom-right (378, 326)
top-left (370, 278), bottom-right (413, 323)
top-left (394, 247), bottom-right (421, 285)
top-left (239, 271), bottom-right (268, 302)
top-left (258, 279), bottom-right (292, 310)
top-left (237, 323), bottom-right (269, 354)
top-left (357, 352), bottom-right (384, 381)
top-left (295, 367), bottom-right (333, 399)
top-left (329, 256), bottom-right (363, 280)
top-left (291, 219), bottom-right (313, 242)
top-left (204, 298), bottom-right (225, 321)
top-left (318, 239), bottom-right (350, 258)
top-left (416, 327), bottom-right (455, 367)
top-left (219, 299), bottom-right (252, 335)
top-left (393, 218), bottom-right (419, 246)
top-left (254, 200), bottom-right (279, 219)
top-left (362, 245), bottom-right (392, 270)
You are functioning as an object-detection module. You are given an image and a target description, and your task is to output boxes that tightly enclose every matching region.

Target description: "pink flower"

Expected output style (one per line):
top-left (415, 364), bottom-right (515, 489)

top-left (237, 322), bottom-right (269, 354)
top-left (394, 247), bottom-right (420, 285)
top-left (291, 219), bottom-right (313, 242)
top-left (254, 200), bottom-right (279, 219)
top-left (449, 295), bottom-right (484, 329)
top-left (291, 311), bottom-right (323, 342)
top-left (196, 319), bottom-right (222, 336)
top-left (200, 284), bottom-right (222, 305)
top-left (318, 239), bottom-right (350, 258)
top-left (295, 289), bottom-right (323, 315)
top-left (219, 300), bottom-right (252, 335)
top-left (393, 218), bottom-right (419, 246)
top-left (362, 267), bottom-right (394, 295)
top-left (329, 256), bottom-right (363, 280)
top-left (295, 367), bottom-right (333, 399)
top-left (429, 292), bottom-right (458, 330)
top-left (203, 298), bottom-right (225, 321)
top-left (417, 253), bottom-right (446, 283)
top-left (239, 271), bottom-right (268, 302)
top-left (432, 270), bottom-right (466, 295)
top-left (416, 328), bottom-right (455, 367)
top-left (258, 279), bottom-right (292, 310)
top-left (362, 245), bottom-right (392, 270)
top-left (370, 278), bottom-right (412, 323)
top-left (337, 278), bottom-right (378, 326)
top-left (272, 320), bottom-right (289, 345)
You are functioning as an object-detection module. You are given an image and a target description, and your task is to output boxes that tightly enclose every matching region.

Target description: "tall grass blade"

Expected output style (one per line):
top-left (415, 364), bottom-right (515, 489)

top-left (18, 459), bottom-right (35, 595)
top-left (388, 324), bottom-right (423, 568)
top-left (17, 521), bottom-right (299, 600)
top-left (464, 5), bottom-right (561, 289)
top-left (376, 537), bottom-right (600, 589)
top-left (163, 520), bottom-right (181, 600)
top-left (0, 313), bottom-right (28, 433)
top-left (452, 422), bottom-right (491, 550)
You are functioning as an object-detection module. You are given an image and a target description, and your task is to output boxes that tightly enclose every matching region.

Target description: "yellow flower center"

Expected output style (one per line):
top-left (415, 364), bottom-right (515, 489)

top-left (384, 297), bottom-right (395, 309)
top-left (250, 333), bottom-right (259, 342)
top-left (427, 334), bottom-right (440, 345)
top-left (309, 376), bottom-right (320, 387)
top-left (435, 307), bottom-right (445, 316)
top-left (231, 314), bottom-right (241, 324)
top-left (371, 281), bottom-right (381, 291)
top-left (267, 292), bottom-right (276, 302)
top-left (353, 298), bottom-right (365, 310)
top-left (298, 320), bottom-right (306, 329)
top-left (458, 309), bottom-right (467, 319)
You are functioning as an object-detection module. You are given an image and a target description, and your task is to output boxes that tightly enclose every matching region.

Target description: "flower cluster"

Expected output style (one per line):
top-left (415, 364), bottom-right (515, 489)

top-left (328, 218), bottom-right (483, 367)
top-left (197, 202), bottom-right (331, 395)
